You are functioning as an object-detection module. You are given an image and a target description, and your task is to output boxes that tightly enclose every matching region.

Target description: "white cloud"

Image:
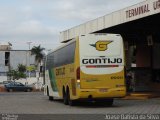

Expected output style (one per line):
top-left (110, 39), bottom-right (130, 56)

top-left (0, 0), bottom-right (145, 50)
top-left (50, 0), bottom-right (145, 21)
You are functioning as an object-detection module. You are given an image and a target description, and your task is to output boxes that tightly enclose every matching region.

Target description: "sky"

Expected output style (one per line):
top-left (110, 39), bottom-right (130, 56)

top-left (0, 0), bottom-right (145, 50)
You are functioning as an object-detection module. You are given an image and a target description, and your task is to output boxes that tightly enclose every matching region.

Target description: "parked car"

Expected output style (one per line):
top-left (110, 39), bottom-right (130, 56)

top-left (5, 82), bottom-right (33, 92)
top-left (2, 81), bottom-right (13, 85)
top-left (0, 81), bottom-right (13, 87)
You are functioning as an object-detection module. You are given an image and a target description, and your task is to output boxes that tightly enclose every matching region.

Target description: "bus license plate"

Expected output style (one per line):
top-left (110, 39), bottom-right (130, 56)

top-left (99, 89), bottom-right (108, 92)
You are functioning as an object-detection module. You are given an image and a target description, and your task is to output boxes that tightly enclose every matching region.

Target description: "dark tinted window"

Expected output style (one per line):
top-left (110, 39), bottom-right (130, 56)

top-left (46, 42), bottom-right (76, 70)
top-left (46, 52), bottom-right (54, 70)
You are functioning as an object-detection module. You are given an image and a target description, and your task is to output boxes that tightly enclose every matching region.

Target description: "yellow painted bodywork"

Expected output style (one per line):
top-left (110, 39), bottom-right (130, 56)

top-left (51, 38), bottom-right (126, 100)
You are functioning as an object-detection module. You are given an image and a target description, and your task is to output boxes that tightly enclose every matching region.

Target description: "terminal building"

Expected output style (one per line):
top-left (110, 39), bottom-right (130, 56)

top-left (60, 0), bottom-right (160, 92)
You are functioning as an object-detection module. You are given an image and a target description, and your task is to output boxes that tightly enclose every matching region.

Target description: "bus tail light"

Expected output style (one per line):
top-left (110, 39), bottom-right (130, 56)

top-left (76, 67), bottom-right (80, 80)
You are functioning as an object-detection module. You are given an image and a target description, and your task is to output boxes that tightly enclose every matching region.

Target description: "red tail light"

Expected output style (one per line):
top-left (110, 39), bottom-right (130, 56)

top-left (76, 67), bottom-right (80, 80)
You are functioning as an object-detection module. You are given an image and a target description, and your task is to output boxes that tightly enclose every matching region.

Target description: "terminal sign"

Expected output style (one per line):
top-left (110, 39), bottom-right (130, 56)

top-left (126, 0), bottom-right (160, 18)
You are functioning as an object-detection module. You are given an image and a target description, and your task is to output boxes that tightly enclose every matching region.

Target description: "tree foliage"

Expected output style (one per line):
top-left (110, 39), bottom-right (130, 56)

top-left (31, 45), bottom-right (45, 65)
top-left (7, 70), bottom-right (26, 80)
top-left (18, 64), bottom-right (26, 73)
top-left (7, 64), bottom-right (27, 80)
top-left (27, 65), bottom-right (36, 72)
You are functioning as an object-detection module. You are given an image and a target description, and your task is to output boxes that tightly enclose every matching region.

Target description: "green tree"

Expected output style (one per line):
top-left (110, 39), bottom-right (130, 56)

top-left (7, 70), bottom-right (26, 80)
top-left (17, 71), bottom-right (26, 79)
top-left (31, 45), bottom-right (45, 67)
top-left (7, 64), bottom-right (27, 80)
top-left (26, 65), bottom-right (36, 72)
top-left (17, 64), bottom-right (26, 73)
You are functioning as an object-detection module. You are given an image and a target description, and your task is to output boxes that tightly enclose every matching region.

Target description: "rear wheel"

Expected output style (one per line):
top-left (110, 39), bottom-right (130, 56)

top-left (49, 96), bottom-right (54, 101)
top-left (47, 87), bottom-right (54, 101)
top-left (68, 89), bottom-right (77, 106)
top-left (63, 88), bottom-right (68, 105)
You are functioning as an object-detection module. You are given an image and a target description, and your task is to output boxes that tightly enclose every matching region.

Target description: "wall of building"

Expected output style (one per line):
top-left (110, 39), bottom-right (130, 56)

top-left (0, 45), bottom-right (11, 50)
top-left (0, 52), bottom-right (9, 73)
top-left (0, 50), bottom-right (36, 75)
top-left (10, 51), bottom-right (35, 69)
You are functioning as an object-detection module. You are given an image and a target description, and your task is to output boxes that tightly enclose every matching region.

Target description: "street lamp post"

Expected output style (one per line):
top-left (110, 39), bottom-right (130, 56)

top-left (27, 42), bottom-right (32, 80)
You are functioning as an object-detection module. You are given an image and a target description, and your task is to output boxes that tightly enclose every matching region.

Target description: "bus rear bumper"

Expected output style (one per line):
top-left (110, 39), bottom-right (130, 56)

top-left (76, 88), bottom-right (126, 100)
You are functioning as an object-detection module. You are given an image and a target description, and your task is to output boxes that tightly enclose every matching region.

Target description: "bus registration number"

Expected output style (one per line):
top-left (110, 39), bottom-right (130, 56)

top-left (99, 88), bottom-right (108, 92)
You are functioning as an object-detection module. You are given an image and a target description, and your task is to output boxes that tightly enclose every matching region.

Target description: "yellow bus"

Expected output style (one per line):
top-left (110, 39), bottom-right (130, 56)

top-left (44, 34), bottom-right (126, 106)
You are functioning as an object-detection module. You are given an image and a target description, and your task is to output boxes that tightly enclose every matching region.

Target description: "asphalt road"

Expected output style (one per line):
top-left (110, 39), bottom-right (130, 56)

top-left (0, 92), bottom-right (160, 120)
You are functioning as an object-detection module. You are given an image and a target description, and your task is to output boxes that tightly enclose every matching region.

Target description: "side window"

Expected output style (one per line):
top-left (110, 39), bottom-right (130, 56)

top-left (14, 82), bottom-right (18, 86)
top-left (19, 83), bottom-right (24, 86)
top-left (54, 42), bottom-right (76, 67)
top-left (46, 42), bottom-right (76, 69)
top-left (17, 83), bottom-right (21, 86)
top-left (46, 52), bottom-right (54, 70)
top-left (65, 42), bottom-right (76, 64)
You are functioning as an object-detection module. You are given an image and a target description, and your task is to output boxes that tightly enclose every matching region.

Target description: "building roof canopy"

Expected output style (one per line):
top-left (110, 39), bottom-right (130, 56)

top-left (60, 0), bottom-right (160, 42)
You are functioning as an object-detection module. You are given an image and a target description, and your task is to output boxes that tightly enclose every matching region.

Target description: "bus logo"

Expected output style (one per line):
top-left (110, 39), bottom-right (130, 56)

top-left (90, 41), bottom-right (112, 51)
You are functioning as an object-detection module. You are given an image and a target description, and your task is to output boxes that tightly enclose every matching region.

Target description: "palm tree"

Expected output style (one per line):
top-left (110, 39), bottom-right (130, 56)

top-left (31, 45), bottom-right (45, 67)
top-left (31, 45), bottom-right (45, 89)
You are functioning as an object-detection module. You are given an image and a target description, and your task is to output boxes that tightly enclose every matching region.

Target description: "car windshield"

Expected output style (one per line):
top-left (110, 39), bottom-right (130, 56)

top-left (15, 82), bottom-right (24, 86)
top-left (6, 82), bottom-right (14, 85)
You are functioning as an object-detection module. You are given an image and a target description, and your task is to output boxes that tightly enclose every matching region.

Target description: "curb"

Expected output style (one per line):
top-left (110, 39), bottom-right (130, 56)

top-left (121, 93), bottom-right (160, 100)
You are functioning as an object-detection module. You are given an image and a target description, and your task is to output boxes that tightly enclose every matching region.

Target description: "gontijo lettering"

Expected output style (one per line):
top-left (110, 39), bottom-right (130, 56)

top-left (56, 67), bottom-right (65, 76)
top-left (82, 58), bottom-right (122, 64)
